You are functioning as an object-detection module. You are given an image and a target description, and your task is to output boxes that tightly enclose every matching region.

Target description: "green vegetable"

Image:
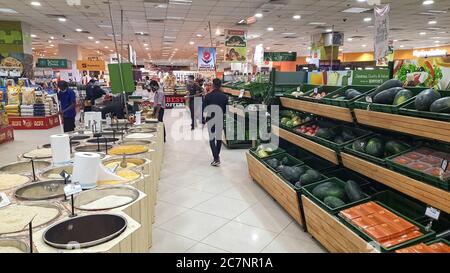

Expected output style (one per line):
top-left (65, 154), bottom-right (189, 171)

top-left (384, 140), bottom-right (410, 156)
top-left (373, 79), bottom-right (403, 97)
top-left (299, 169), bottom-right (322, 186)
top-left (345, 180), bottom-right (365, 202)
top-left (280, 166), bottom-right (307, 183)
top-left (266, 158), bottom-right (280, 169)
top-left (346, 90), bottom-right (362, 100)
top-left (393, 89), bottom-right (413, 105)
top-left (315, 128), bottom-right (336, 141)
top-left (324, 196), bottom-right (346, 208)
top-left (365, 137), bottom-right (385, 158)
top-left (415, 89), bottom-right (441, 111)
top-left (312, 182), bottom-right (346, 201)
top-left (281, 156), bottom-right (290, 166)
top-left (430, 97), bottom-right (450, 113)
top-left (373, 87), bottom-right (403, 104)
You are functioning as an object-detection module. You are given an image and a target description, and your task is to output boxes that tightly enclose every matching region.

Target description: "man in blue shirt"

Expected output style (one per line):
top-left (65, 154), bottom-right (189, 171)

top-left (57, 80), bottom-right (77, 132)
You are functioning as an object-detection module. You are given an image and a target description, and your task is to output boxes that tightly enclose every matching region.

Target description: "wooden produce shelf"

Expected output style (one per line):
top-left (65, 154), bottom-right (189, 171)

top-left (341, 153), bottom-right (450, 214)
top-left (354, 109), bottom-right (450, 143)
top-left (302, 196), bottom-right (378, 253)
top-left (223, 87), bottom-right (252, 98)
top-left (246, 153), bottom-right (304, 225)
top-left (280, 97), bottom-right (354, 123)
top-left (272, 126), bottom-right (339, 165)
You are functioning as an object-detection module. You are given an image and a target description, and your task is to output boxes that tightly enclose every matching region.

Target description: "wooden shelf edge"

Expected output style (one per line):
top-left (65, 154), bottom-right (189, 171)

top-left (354, 109), bottom-right (450, 143)
top-left (272, 126), bottom-right (339, 165)
top-left (280, 97), bottom-right (354, 123)
top-left (341, 152), bottom-right (450, 214)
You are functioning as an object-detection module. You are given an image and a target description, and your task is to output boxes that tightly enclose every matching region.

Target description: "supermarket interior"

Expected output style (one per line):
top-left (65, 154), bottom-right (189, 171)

top-left (0, 0), bottom-right (450, 256)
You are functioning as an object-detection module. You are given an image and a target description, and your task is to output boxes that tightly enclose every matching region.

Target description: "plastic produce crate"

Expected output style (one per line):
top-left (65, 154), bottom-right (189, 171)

top-left (343, 134), bottom-right (415, 167)
top-left (302, 177), bottom-right (371, 214)
top-left (262, 152), bottom-right (304, 173)
top-left (249, 146), bottom-right (285, 160)
top-left (371, 190), bottom-right (426, 221)
top-left (386, 146), bottom-right (450, 191)
top-left (354, 87), bottom-right (428, 114)
top-left (297, 85), bottom-right (342, 103)
top-left (294, 120), bottom-right (373, 152)
top-left (339, 201), bottom-right (436, 252)
top-left (323, 168), bottom-right (373, 187)
top-left (276, 164), bottom-right (326, 190)
top-left (399, 90), bottom-right (450, 122)
top-left (322, 86), bottom-right (376, 108)
top-left (281, 84), bottom-right (321, 98)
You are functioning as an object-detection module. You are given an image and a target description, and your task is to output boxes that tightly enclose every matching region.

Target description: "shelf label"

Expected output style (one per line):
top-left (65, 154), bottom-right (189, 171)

top-left (239, 89), bottom-right (245, 98)
top-left (440, 159), bottom-right (448, 179)
top-left (313, 88), bottom-right (318, 94)
top-left (64, 183), bottom-right (82, 197)
top-left (365, 96), bottom-right (373, 103)
top-left (296, 87), bottom-right (301, 92)
top-left (425, 206), bottom-right (440, 220)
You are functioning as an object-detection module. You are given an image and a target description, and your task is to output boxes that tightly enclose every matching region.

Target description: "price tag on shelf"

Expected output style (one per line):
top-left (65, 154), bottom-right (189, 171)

top-left (296, 87), bottom-right (301, 92)
top-left (365, 96), bottom-right (373, 103)
top-left (239, 89), bottom-right (245, 98)
top-left (64, 183), bottom-right (82, 197)
top-left (313, 88), bottom-right (318, 94)
top-left (425, 206), bottom-right (440, 220)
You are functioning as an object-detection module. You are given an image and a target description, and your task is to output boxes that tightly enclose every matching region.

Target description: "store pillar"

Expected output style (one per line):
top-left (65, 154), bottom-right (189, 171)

top-left (58, 44), bottom-right (82, 82)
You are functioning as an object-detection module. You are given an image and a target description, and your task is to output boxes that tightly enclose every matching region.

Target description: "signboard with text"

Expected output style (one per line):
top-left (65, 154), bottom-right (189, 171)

top-left (263, 52), bottom-right (297, 62)
top-left (76, 60), bottom-right (106, 71)
top-left (374, 4), bottom-right (390, 64)
top-left (352, 70), bottom-right (390, 85)
top-left (165, 95), bottom-right (186, 109)
top-left (198, 47), bottom-right (216, 71)
top-left (36, 58), bottom-right (68, 69)
top-left (8, 114), bottom-right (60, 130)
top-left (224, 29), bottom-right (247, 63)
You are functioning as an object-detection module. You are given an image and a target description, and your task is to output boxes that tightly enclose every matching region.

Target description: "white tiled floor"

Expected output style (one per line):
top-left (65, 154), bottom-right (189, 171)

top-left (0, 109), bottom-right (326, 253)
top-left (151, 109), bottom-right (327, 253)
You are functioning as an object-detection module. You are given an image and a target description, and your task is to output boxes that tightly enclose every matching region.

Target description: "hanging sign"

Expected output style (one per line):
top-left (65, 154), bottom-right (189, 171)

top-left (76, 60), bottom-right (106, 71)
top-left (224, 29), bottom-right (247, 63)
top-left (374, 4), bottom-right (390, 64)
top-left (263, 52), bottom-right (297, 62)
top-left (198, 47), bottom-right (216, 71)
top-left (36, 58), bottom-right (67, 69)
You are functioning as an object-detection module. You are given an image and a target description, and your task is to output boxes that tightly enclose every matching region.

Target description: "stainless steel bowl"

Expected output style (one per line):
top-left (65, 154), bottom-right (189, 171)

top-left (0, 160), bottom-right (51, 175)
top-left (74, 144), bottom-right (112, 153)
top-left (0, 238), bottom-right (30, 253)
top-left (14, 180), bottom-right (66, 201)
top-left (43, 214), bottom-right (127, 249)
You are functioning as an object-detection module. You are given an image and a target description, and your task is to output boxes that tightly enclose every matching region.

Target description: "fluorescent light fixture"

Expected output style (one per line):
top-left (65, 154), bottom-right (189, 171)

top-left (50, 36), bottom-right (54, 40)
top-left (30, 2), bottom-right (41, 6)
top-left (357, 0), bottom-right (366, 2)
top-left (366, 67), bottom-right (374, 70)
top-left (104, 46), bottom-right (109, 49)
top-left (423, 0), bottom-right (434, 5)
top-left (31, 34), bottom-right (37, 38)
top-left (341, 7), bottom-right (370, 13)
top-left (163, 36), bottom-right (176, 39)
top-left (413, 49), bottom-right (446, 57)
top-left (345, 67), bottom-right (351, 70)
top-left (428, 20), bottom-right (437, 24)
top-left (393, 39), bottom-right (398, 42)
top-left (347, 37), bottom-right (353, 41)
top-left (255, 13), bottom-right (263, 18)
top-left (265, 47), bottom-right (270, 50)
top-left (308, 22), bottom-right (326, 25)
top-left (50, 44), bottom-right (54, 47)
top-left (174, 48), bottom-right (178, 51)
top-left (419, 32), bottom-right (426, 35)
top-left (110, 49), bottom-right (113, 52)
top-left (400, 45), bottom-right (404, 48)
top-left (196, 34), bottom-right (202, 37)
top-left (0, 8), bottom-right (18, 13)
top-left (169, 0), bottom-right (192, 5)
top-left (215, 29), bottom-right (221, 35)
top-left (88, 36), bottom-right (93, 40)
top-left (267, 27), bottom-right (274, 31)
top-left (98, 24), bottom-right (112, 28)
top-left (58, 17), bottom-right (66, 22)
top-left (307, 46), bottom-right (311, 50)
top-left (143, 43), bottom-right (148, 46)
top-left (156, 4), bottom-right (168, 8)
top-left (146, 48), bottom-right (149, 50)
top-left (325, 29), bottom-right (332, 32)
top-left (434, 40), bottom-right (440, 43)
top-left (363, 17), bottom-right (372, 22)
top-left (75, 28), bottom-right (82, 32)
top-left (293, 15), bottom-right (301, 19)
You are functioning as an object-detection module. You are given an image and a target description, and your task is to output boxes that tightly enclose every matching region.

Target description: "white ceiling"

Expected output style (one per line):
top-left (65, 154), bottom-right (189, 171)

top-left (1, 0), bottom-right (449, 65)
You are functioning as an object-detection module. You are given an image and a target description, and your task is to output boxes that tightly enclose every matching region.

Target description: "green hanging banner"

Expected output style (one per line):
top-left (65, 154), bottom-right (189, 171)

top-left (36, 58), bottom-right (68, 68)
top-left (263, 52), bottom-right (297, 62)
top-left (108, 63), bottom-right (135, 94)
top-left (352, 70), bottom-right (390, 85)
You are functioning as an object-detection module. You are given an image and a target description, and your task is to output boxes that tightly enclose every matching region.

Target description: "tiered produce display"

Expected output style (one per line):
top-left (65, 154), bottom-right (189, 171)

top-left (246, 72), bottom-right (450, 253)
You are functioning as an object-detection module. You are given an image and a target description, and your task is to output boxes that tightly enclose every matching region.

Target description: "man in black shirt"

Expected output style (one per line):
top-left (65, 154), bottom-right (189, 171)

top-left (186, 75), bottom-right (203, 130)
top-left (204, 78), bottom-right (229, 167)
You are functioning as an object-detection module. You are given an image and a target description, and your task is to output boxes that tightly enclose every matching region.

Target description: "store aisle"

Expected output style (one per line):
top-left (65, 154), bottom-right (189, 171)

top-left (151, 109), bottom-right (326, 253)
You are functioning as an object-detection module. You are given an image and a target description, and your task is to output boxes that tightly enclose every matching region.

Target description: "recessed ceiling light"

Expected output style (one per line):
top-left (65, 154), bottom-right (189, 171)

top-left (88, 36), bottom-right (94, 40)
top-left (75, 28), bottom-right (82, 32)
top-left (255, 13), bottom-right (263, 18)
top-left (104, 46), bottom-right (109, 49)
top-left (95, 41), bottom-right (100, 44)
top-left (215, 29), bottom-right (221, 35)
top-left (50, 36), bottom-right (54, 40)
top-left (143, 43), bottom-right (148, 46)
top-left (419, 32), bottom-right (427, 35)
top-left (189, 41), bottom-right (194, 45)
top-left (174, 48), bottom-right (178, 51)
top-left (341, 7), bottom-right (370, 13)
top-left (196, 34), bottom-right (202, 37)
top-left (293, 15), bottom-right (301, 20)
top-left (308, 22), bottom-right (326, 25)
top-left (347, 38), bottom-right (353, 41)
top-left (400, 45), bottom-right (404, 48)
top-left (0, 8), bottom-right (18, 13)
top-left (357, 0), bottom-right (366, 2)
top-left (362, 44), bottom-right (367, 47)
top-left (58, 17), bottom-right (66, 22)
top-left (266, 47), bottom-right (270, 50)
top-left (428, 20), bottom-right (437, 24)
top-left (325, 28), bottom-right (332, 32)
top-left (32, 47), bottom-right (35, 50)
top-left (423, 0), bottom-right (434, 5)
top-left (110, 49), bottom-right (113, 52)
top-left (267, 27), bottom-right (274, 31)
top-left (393, 39), bottom-right (398, 42)
top-left (31, 34), bottom-right (37, 38)
top-left (30, 2), bottom-right (41, 6)
top-left (363, 17), bottom-right (372, 22)
top-left (434, 40), bottom-right (440, 43)
top-left (146, 48), bottom-right (149, 50)
top-left (50, 44), bottom-right (54, 47)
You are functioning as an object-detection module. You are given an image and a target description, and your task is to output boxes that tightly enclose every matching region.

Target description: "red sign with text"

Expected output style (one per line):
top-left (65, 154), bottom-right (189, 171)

top-left (0, 125), bottom-right (14, 144)
top-left (165, 95), bottom-right (186, 109)
top-left (9, 114), bottom-right (61, 130)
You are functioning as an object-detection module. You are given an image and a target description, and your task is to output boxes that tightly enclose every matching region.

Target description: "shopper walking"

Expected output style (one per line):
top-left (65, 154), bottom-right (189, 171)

top-left (151, 80), bottom-right (166, 142)
top-left (57, 80), bottom-right (77, 133)
top-left (204, 78), bottom-right (228, 167)
top-left (186, 75), bottom-right (203, 130)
